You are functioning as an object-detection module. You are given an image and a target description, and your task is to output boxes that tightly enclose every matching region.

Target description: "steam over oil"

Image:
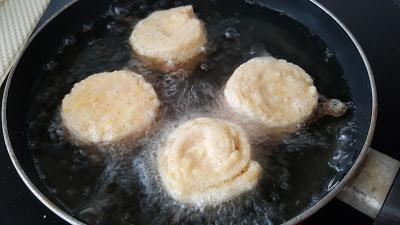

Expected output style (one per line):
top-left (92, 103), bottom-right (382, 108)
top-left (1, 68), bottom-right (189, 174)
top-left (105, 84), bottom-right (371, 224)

top-left (27, 0), bottom-right (357, 224)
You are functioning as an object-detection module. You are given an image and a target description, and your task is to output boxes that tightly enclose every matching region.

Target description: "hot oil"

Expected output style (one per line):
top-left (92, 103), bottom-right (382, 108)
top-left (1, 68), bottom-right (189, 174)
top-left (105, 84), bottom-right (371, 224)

top-left (27, 0), bottom-right (356, 224)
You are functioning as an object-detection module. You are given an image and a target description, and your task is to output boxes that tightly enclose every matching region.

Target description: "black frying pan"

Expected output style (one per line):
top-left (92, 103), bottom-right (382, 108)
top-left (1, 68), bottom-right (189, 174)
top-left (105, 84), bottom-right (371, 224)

top-left (2, 0), bottom-right (392, 224)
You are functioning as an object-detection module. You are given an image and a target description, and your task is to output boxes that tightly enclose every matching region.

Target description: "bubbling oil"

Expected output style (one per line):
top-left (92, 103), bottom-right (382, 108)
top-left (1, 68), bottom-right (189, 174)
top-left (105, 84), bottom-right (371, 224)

top-left (27, 0), bottom-right (357, 224)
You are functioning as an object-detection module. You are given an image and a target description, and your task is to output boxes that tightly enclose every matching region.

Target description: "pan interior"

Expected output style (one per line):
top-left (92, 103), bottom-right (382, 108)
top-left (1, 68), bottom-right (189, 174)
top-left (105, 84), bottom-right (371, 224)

top-left (22, 0), bottom-right (360, 224)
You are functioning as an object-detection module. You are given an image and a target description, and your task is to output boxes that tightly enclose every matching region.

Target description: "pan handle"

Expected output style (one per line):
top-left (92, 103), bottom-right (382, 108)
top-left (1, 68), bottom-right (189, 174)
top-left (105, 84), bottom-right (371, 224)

top-left (337, 148), bottom-right (400, 224)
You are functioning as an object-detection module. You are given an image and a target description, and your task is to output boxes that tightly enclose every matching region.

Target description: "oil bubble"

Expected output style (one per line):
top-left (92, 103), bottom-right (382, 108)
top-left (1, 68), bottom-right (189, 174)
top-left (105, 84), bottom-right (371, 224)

top-left (224, 27), bottom-right (240, 40)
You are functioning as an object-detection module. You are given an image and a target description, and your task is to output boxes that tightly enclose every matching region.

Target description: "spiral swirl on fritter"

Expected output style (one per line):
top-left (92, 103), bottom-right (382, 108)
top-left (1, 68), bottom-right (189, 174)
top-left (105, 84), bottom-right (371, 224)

top-left (158, 118), bottom-right (262, 206)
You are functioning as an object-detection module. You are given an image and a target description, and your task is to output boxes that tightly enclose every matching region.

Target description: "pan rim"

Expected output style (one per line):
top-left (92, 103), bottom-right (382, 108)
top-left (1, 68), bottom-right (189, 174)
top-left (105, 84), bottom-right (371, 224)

top-left (1, 1), bottom-right (85, 225)
top-left (283, 0), bottom-right (377, 224)
top-left (1, 1), bottom-right (377, 225)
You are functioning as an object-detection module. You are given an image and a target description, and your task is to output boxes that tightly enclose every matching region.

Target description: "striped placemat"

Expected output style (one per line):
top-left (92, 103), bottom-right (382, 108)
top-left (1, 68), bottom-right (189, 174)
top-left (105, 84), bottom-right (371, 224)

top-left (0, 0), bottom-right (50, 84)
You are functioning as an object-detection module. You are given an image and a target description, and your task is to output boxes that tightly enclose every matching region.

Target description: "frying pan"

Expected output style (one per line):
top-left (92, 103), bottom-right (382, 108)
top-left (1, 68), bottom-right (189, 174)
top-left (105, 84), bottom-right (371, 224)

top-left (2, 0), bottom-right (399, 224)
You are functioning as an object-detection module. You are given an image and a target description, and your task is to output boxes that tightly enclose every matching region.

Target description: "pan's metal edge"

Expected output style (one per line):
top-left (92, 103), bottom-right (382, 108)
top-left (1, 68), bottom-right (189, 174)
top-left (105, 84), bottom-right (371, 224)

top-left (283, 1), bottom-right (378, 225)
top-left (1, 1), bottom-right (84, 225)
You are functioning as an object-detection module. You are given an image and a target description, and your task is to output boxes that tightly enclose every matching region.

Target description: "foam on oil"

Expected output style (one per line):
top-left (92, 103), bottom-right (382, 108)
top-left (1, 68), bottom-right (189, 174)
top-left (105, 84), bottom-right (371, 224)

top-left (27, 0), bottom-right (357, 224)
